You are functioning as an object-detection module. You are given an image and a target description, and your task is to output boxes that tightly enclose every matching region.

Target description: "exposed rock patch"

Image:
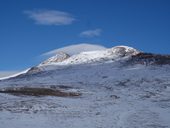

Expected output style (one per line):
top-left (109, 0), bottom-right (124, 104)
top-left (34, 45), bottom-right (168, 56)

top-left (129, 52), bottom-right (170, 65)
top-left (0, 87), bottom-right (81, 97)
top-left (41, 52), bottom-right (70, 65)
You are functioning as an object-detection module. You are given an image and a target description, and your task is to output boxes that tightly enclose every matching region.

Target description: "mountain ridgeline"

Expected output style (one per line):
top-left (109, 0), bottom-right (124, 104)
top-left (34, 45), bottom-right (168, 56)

top-left (0, 45), bottom-right (170, 81)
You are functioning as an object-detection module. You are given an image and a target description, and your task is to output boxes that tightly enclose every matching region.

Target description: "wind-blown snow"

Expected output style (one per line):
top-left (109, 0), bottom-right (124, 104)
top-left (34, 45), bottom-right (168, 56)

top-left (0, 69), bottom-right (30, 80)
top-left (0, 71), bottom-right (19, 78)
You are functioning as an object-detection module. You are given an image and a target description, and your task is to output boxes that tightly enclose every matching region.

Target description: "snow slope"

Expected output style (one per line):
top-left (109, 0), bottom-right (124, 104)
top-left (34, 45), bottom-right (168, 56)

top-left (0, 45), bottom-right (170, 128)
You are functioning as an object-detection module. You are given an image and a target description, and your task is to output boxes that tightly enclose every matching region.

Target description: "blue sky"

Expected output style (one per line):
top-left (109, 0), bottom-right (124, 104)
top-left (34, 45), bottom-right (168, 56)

top-left (0, 0), bottom-right (170, 71)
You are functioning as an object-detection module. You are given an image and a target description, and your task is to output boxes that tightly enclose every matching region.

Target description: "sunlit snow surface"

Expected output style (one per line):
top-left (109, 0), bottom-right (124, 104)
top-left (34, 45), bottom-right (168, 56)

top-left (0, 63), bottom-right (170, 128)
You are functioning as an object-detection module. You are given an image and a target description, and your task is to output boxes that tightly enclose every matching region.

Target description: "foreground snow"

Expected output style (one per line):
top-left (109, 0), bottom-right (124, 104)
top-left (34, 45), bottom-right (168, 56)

top-left (0, 63), bottom-right (170, 128)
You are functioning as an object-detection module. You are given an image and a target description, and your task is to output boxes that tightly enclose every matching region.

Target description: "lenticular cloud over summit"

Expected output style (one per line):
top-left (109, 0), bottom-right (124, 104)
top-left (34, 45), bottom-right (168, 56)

top-left (43, 43), bottom-right (107, 56)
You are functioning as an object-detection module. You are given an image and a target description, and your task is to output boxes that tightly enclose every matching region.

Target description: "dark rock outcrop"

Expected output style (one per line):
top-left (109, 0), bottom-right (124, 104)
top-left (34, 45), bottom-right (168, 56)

top-left (129, 52), bottom-right (170, 65)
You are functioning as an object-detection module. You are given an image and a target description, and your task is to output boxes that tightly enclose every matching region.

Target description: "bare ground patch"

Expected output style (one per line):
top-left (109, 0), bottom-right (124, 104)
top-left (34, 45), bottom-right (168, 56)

top-left (0, 87), bottom-right (81, 97)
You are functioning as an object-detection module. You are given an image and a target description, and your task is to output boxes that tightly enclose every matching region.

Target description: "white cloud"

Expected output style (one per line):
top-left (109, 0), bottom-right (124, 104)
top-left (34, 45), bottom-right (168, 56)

top-left (43, 43), bottom-right (107, 56)
top-left (80, 29), bottom-right (102, 38)
top-left (24, 10), bottom-right (76, 25)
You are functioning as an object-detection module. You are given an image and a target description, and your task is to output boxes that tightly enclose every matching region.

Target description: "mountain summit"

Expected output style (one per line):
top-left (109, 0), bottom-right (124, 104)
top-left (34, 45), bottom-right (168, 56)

top-left (26, 45), bottom-right (140, 73)
top-left (40, 45), bottom-right (170, 67)
top-left (40, 45), bottom-right (139, 66)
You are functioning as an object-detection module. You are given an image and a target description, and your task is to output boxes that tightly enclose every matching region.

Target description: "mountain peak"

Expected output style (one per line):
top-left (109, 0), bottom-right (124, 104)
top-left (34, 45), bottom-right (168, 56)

top-left (39, 45), bottom-right (139, 67)
top-left (40, 52), bottom-right (70, 66)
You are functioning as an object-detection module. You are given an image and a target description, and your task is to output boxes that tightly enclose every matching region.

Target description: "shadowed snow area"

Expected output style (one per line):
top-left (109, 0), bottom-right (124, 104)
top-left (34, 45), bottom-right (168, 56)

top-left (0, 87), bottom-right (81, 97)
top-left (0, 45), bottom-right (170, 128)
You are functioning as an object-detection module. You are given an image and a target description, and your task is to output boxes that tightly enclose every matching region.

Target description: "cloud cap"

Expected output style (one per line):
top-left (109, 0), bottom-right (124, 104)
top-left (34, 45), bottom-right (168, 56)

top-left (43, 43), bottom-right (107, 56)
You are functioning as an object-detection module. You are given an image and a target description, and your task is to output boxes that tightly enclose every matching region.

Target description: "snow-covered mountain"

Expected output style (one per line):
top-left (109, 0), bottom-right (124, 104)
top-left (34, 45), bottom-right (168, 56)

top-left (41, 45), bottom-right (139, 65)
top-left (0, 44), bottom-right (170, 128)
top-left (27, 45), bottom-right (140, 73)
